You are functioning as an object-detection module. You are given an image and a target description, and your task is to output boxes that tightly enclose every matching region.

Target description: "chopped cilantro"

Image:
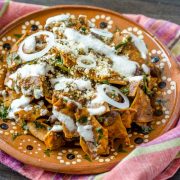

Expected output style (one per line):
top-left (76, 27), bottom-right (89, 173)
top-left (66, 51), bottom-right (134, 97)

top-left (60, 66), bottom-right (69, 72)
top-left (21, 121), bottom-right (28, 130)
top-left (63, 98), bottom-right (68, 103)
top-left (81, 27), bottom-right (86, 32)
top-left (0, 105), bottom-right (8, 121)
top-left (54, 56), bottom-right (69, 72)
top-left (102, 80), bottom-right (109, 84)
top-left (115, 37), bottom-right (132, 50)
top-left (142, 75), bottom-right (153, 96)
top-left (68, 21), bottom-right (77, 27)
top-left (78, 116), bottom-right (88, 124)
top-left (44, 149), bottom-right (51, 157)
top-left (97, 117), bottom-right (104, 123)
top-left (96, 127), bottom-right (103, 135)
top-left (96, 127), bottom-right (103, 143)
top-left (55, 56), bottom-right (63, 64)
top-left (120, 87), bottom-right (129, 95)
top-left (34, 121), bottom-right (46, 129)
top-left (13, 34), bottom-right (22, 38)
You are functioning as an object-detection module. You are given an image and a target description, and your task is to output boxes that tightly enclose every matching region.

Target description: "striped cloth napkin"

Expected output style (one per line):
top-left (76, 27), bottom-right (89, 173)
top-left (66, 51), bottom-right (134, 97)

top-left (0, 1), bottom-right (180, 180)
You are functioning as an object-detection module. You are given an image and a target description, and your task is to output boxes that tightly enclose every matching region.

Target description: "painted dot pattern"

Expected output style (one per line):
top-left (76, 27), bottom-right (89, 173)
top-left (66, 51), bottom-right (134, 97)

top-left (90, 14), bottom-right (113, 30)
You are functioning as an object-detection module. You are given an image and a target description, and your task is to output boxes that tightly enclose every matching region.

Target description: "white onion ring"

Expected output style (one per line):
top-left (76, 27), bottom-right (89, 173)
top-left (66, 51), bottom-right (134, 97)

top-left (77, 55), bottom-right (96, 69)
top-left (97, 84), bottom-right (129, 109)
top-left (18, 31), bottom-right (55, 62)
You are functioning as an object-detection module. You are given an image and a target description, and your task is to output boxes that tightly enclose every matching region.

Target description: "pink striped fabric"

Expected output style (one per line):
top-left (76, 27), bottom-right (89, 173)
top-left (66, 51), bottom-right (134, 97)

top-left (0, 1), bottom-right (180, 180)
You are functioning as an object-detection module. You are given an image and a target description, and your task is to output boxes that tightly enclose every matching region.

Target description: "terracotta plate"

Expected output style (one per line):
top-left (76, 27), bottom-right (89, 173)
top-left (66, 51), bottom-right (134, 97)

top-left (0, 5), bottom-right (179, 174)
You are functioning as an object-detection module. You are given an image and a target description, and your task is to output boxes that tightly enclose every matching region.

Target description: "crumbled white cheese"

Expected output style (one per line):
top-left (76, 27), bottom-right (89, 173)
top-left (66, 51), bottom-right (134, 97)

top-left (126, 76), bottom-right (143, 82)
top-left (40, 109), bottom-right (48, 116)
top-left (62, 96), bottom-right (82, 109)
top-left (34, 88), bottom-right (43, 99)
top-left (51, 77), bottom-right (92, 91)
top-left (64, 28), bottom-right (138, 77)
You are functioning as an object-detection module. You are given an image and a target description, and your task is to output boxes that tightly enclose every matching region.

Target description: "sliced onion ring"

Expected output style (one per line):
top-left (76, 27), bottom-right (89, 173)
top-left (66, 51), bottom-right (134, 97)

top-left (77, 55), bottom-right (96, 69)
top-left (97, 84), bottom-right (129, 109)
top-left (18, 31), bottom-right (55, 62)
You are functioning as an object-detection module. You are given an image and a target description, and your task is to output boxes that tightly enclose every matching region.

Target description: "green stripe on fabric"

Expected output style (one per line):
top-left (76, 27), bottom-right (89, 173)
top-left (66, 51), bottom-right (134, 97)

top-left (0, 0), bottom-right (10, 17)
top-left (93, 138), bottom-right (180, 180)
top-left (123, 138), bottom-right (180, 162)
top-left (92, 138), bottom-right (180, 180)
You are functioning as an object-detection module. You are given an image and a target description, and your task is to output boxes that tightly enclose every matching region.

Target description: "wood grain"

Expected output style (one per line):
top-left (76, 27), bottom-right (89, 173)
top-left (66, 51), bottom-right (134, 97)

top-left (0, 0), bottom-right (179, 179)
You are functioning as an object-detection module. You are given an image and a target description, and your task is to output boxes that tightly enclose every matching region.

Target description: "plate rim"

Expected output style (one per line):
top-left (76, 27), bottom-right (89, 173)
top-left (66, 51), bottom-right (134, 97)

top-left (0, 5), bottom-right (180, 174)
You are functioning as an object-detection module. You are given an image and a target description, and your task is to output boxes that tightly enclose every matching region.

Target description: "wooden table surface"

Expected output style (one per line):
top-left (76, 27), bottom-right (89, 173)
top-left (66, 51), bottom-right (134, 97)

top-left (0, 0), bottom-right (179, 179)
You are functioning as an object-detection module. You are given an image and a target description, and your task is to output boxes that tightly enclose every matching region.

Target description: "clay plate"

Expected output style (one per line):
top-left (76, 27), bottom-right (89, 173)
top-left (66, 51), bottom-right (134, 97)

top-left (0, 5), bottom-right (179, 174)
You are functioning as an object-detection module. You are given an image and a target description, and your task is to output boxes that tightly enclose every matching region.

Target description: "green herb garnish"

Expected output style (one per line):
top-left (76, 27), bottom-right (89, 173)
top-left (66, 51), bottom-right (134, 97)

top-left (63, 98), bottom-right (68, 103)
top-left (14, 34), bottom-right (22, 39)
top-left (83, 154), bottom-right (92, 162)
top-left (12, 133), bottom-right (22, 141)
top-left (120, 87), bottom-right (129, 95)
top-left (21, 121), bottom-right (28, 130)
top-left (0, 105), bottom-right (8, 121)
top-left (96, 127), bottom-right (103, 134)
top-left (102, 80), bottom-right (109, 84)
top-left (96, 127), bottom-right (103, 143)
top-left (97, 117), bottom-right (104, 123)
top-left (115, 36), bottom-right (132, 50)
top-left (81, 27), bottom-right (86, 32)
top-left (54, 56), bottom-right (69, 72)
top-left (55, 56), bottom-right (63, 64)
top-left (142, 75), bottom-right (153, 96)
top-left (34, 121), bottom-right (46, 129)
top-left (78, 117), bottom-right (88, 124)
top-left (44, 149), bottom-right (51, 157)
